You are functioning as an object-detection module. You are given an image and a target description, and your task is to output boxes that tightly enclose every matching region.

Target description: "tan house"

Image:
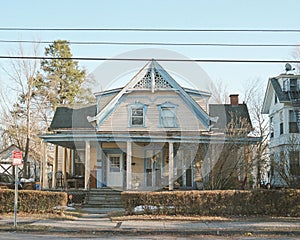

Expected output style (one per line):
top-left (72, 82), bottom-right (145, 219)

top-left (40, 60), bottom-right (259, 191)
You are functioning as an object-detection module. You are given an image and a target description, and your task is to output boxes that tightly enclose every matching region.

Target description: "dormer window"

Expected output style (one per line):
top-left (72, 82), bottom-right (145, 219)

top-left (158, 102), bottom-right (178, 128)
top-left (128, 103), bottom-right (148, 127)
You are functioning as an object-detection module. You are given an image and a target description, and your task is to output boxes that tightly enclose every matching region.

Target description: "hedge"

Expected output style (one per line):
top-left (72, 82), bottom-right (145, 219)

top-left (0, 190), bottom-right (68, 213)
top-left (121, 189), bottom-right (300, 217)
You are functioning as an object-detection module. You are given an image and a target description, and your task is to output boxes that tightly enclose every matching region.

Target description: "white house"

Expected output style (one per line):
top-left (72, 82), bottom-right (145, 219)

top-left (262, 67), bottom-right (300, 188)
top-left (40, 60), bottom-right (259, 191)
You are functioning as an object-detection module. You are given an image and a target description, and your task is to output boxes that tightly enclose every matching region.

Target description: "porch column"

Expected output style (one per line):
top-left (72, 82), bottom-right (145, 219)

top-left (126, 141), bottom-right (132, 190)
top-left (168, 142), bottom-right (174, 191)
top-left (52, 145), bottom-right (58, 189)
top-left (71, 149), bottom-right (75, 176)
top-left (84, 141), bottom-right (91, 190)
top-left (41, 142), bottom-right (48, 189)
top-left (62, 148), bottom-right (67, 186)
top-left (68, 149), bottom-right (72, 175)
top-left (96, 143), bottom-right (103, 188)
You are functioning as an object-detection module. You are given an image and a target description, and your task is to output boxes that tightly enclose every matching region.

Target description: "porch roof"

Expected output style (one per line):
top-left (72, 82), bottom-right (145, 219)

top-left (40, 131), bottom-right (260, 149)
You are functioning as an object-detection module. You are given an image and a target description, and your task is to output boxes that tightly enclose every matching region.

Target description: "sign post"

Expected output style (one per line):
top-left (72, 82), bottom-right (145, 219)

top-left (12, 150), bottom-right (23, 228)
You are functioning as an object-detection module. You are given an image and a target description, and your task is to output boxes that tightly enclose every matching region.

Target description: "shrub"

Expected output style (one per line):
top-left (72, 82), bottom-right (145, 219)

top-left (0, 189), bottom-right (68, 213)
top-left (121, 189), bottom-right (300, 217)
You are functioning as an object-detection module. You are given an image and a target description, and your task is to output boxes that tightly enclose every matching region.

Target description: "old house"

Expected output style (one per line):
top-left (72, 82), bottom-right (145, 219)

top-left (262, 66), bottom-right (300, 188)
top-left (40, 60), bottom-right (258, 191)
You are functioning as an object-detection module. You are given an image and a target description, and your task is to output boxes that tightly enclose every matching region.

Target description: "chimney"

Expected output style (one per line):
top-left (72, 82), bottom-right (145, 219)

top-left (229, 94), bottom-right (239, 106)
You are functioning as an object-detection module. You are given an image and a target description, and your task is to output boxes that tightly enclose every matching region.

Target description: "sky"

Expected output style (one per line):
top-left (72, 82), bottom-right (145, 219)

top-left (1, 0), bottom-right (300, 99)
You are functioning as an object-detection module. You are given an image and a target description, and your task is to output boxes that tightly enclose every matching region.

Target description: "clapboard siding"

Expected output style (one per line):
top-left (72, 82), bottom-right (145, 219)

top-left (98, 90), bottom-right (207, 132)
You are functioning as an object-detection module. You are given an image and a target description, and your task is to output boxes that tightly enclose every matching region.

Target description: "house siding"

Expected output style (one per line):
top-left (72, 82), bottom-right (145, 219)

top-left (97, 91), bottom-right (207, 132)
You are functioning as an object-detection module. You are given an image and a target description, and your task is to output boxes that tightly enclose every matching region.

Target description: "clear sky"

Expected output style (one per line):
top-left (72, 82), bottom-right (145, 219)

top-left (1, 0), bottom-right (300, 97)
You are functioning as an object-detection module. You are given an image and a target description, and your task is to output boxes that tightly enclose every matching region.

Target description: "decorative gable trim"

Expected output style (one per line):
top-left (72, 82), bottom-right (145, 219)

top-left (87, 60), bottom-right (212, 130)
top-left (133, 68), bottom-right (172, 91)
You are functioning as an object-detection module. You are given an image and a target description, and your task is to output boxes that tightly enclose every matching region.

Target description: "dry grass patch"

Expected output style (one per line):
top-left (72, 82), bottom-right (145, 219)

top-left (111, 214), bottom-right (231, 222)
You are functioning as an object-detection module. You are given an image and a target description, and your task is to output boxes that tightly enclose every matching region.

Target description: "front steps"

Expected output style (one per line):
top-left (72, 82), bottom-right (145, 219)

top-left (83, 188), bottom-right (124, 214)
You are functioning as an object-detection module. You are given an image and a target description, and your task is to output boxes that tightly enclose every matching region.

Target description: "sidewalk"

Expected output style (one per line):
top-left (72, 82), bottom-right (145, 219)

top-left (1, 211), bottom-right (300, 237)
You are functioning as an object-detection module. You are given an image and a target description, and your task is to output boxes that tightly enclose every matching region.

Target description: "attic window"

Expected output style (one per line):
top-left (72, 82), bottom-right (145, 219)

top-left (158, 102), bottom-right (178, 128)
top-left (129, 103), bottom-right (148, 127)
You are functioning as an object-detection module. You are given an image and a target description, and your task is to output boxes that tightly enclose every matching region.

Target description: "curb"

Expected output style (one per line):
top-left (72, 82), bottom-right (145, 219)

top-left (1, 225), bottom-right (300, 237)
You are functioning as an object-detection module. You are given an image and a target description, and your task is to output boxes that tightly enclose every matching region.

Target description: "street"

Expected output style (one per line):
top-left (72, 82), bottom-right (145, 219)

top-left (0, 232), bottom-right (299, 240)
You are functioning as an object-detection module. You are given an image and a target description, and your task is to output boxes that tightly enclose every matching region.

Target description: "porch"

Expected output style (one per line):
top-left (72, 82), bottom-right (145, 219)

top-left (39, 132), bottom-right (259, 192)
top-left (41, 140), bottom-right (198, 192)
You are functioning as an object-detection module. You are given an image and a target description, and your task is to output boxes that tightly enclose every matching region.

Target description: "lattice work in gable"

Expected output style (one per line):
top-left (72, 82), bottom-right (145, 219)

top-left (154, 70), bottom-right (172, 89)
top-left (134, 72), bottom-right (152, 89)
top-left (133, 69), bottom-right (172, 89)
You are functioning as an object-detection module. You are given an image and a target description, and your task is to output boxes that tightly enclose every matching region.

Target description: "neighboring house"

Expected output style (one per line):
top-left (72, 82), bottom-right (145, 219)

top-left (40, 60), bottom-right (259, 191)
top-left (0, 145), bottom-right (39, 180)
top-left (262, 69), bottom-right (300, 188)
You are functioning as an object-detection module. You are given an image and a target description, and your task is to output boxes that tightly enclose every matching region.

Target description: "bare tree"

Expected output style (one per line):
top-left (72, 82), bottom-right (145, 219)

top-left (208, 79), bottom-right (229, 104)
top-left (0, 43), bottom-right (41, 178)
top-left (271, 135), bottom-right (300, 188)
top-left (196, 78), bottom-right (268, 190)
top-left (241, 79), bottom-right (269, 188)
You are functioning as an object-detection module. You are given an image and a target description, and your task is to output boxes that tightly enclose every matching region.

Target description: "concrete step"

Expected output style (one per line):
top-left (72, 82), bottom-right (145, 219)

top-left (88, 196), bottom-right (121, 200)
top-left (80, 207), bottom-right (125, 214)
top-left (84, 188), bottom-right (123, 210)
top-left (86, 204), bottom-right (124, 208)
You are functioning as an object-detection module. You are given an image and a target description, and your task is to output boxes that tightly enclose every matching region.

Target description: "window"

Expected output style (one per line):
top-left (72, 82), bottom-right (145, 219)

top-left (274, 94), bottom-right (278, 104)
top-left (290, 78), bottom-right (298, 92)
top-left (290, 151), bottom-right (300, 176)
top-left (131, 107), bottom-right (144, 126)
top-left (158, 102), bottom-right (178, 128)
top-left (270, 116), bottom-right (274, 138)
top-left (289, 110), bottom-right (298, 133)
top-left (128, 103), bottom-right (148, 127)
top-left (161, 107), bottom-right (176, 127)
top-left (279, 111), bottom-right (283, 134)
top-left (109, 156), bottom-right (121, 172)
top-left (269, 154), bottom-right (275, 178)
top-left (280, 122), bottom-right (284, 135)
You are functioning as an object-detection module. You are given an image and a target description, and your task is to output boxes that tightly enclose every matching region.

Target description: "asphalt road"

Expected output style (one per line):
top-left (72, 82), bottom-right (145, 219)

top-left (0, 232), bottom-right (299, 240)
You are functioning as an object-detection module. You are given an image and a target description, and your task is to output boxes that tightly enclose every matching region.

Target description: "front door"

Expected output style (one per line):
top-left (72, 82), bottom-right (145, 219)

top-left (107, 154), bottom-right (123, 187)
top-left (175, 149), bottom-right (194, 189)
top-left (145, 150), bottom-right (164, 189)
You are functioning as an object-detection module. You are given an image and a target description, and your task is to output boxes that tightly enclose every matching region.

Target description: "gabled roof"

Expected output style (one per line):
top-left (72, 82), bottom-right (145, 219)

top-left (87, 60), bottom-right (212, 130)
top-left (270, 78), bottom-right (290, 102)
top-left (209, 104), bottom-right (252, 130)
top-left (0, 145), bottom-right (22, 162)
top-left (50, 105), bottom-right (97, 130)
top-left (261, 75), bottom-right (299, 114)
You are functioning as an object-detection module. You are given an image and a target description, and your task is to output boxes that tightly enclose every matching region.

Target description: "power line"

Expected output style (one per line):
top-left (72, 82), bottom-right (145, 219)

top-left (0, 39), bottom-right (299, 48)
top-left (0, 27), bottom-right (300, 32)
top-left (0, 55), bottom-right (299, 63)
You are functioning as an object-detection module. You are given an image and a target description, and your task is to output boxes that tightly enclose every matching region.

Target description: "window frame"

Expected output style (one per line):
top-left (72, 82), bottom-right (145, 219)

top-left (290, 150), bottom-right (300, 176)
top-left (270, 116), bottom-right (274, 138)
top-left (128, 102), bottom-right (148, 127)
top-left (157, 102), bottom-right (178, 128)
top-left (289, 110), bottom-right (299, 133)
top-left (280, 122), bottom-right (284, 135)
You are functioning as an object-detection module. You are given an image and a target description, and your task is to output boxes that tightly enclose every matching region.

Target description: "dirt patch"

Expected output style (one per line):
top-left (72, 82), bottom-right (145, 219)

top-left (0, 212), bottom-right (77, 221)
top-left (110, 214), bottom-right (300, 223)
top-left (111, 214), bottom-right (231, 222)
